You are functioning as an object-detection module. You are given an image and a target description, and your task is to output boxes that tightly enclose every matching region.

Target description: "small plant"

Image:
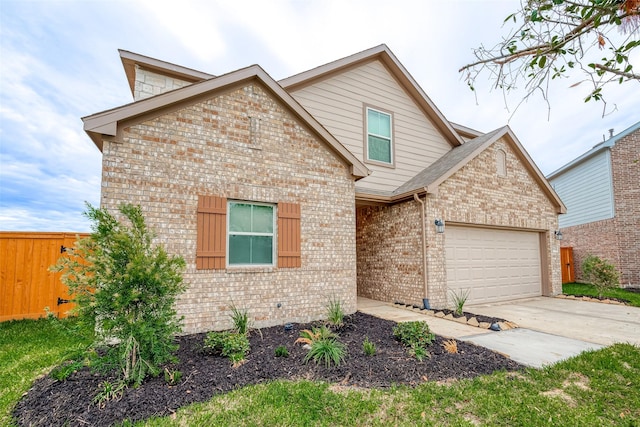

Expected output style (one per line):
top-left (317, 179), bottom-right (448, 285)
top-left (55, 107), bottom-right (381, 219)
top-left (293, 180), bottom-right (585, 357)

top-left (326, 298), bottom-right (345, 328)
top-left (442, 339), bottom-right (459, 354)
top-left (295, 325), bottom-right (336, 346)
top-left (362, 336), bottom-right (376, 356)
top-left (304, 337), bottom-right (346, 368)
top-left (204, 331), bottom-right (250, 365)
top-left (410, 345), bottom-right (430, 361)
top-left (93, 380), bottom-right (126, 408)
top-left (582, 255), bottom-right (620, 298)
top-left (164, 368), bottom-right (182, 386)
top-left (274, 345), bottom-right (289, 358)
top-left (393, 321), bottom-right (435, 361)
top-left (50, 360), bottom-right (84, 381)
top-left (449, 288), bottom-right (470, 316)
top-left (230, 304), bottom-right (251, 335)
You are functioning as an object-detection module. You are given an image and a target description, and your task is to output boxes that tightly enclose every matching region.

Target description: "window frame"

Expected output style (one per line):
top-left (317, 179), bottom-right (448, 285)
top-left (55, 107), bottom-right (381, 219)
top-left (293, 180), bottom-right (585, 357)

top-left (226, 200), bottom-right (276, 267)
top-left (364, 106), bottom-right (395, 168)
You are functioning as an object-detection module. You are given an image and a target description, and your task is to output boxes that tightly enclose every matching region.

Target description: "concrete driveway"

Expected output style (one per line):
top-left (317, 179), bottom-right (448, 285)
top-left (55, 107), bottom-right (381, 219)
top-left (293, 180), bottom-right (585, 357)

top-left (459, 297), bottom-right (640, 367)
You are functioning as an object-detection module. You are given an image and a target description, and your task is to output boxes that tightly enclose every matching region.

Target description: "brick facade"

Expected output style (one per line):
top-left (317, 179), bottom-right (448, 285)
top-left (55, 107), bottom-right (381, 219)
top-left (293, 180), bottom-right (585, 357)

top-left (357, 137), bottom-right (562, 308)
top-left (100, 83), bottom-right (357, 334)
top-left (561, 127), bottom-right (640, 287)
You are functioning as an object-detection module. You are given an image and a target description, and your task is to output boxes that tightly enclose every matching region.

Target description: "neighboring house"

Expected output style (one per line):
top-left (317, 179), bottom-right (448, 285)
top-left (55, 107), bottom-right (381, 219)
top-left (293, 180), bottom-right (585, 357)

top-left (547, 122), bottom-right (640, 288)
top-left (83, 45), bottom-right (565, 334)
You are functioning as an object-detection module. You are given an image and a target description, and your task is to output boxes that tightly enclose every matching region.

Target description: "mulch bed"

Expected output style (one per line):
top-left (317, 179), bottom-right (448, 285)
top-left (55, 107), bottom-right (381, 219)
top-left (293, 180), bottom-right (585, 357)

top-left (14, 312), bottom-right (523, 427)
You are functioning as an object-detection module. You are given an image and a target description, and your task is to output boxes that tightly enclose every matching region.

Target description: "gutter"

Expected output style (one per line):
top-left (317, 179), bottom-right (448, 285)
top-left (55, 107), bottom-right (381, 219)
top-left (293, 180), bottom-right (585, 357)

top-left (413, 190), bottom-right (430, 309)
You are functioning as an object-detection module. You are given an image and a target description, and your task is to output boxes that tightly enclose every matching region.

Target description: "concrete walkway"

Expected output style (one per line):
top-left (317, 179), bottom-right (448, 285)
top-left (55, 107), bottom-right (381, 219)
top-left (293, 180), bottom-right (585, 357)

top-left (356, 296), bottom-right (638, 368)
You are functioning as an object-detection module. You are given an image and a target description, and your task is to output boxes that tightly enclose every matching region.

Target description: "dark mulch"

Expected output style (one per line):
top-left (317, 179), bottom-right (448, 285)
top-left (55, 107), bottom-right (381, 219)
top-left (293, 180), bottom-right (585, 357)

top-left (569, 294), bottom-right (630, 304)
top-left (14, 312), bottom-right (523, 427)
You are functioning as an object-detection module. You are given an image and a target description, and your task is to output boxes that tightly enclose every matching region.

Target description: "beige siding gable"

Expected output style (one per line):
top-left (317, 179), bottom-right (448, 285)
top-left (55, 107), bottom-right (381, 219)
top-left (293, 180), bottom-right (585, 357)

top-left (134, 67), bottom-right (195, 101)
top-left (289, 60), bottom-right (452, 193)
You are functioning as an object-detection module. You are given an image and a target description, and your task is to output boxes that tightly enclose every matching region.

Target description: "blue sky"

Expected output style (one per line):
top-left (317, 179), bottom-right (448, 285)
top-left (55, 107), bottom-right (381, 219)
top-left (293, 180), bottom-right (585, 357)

top-left (1, 0), bottom-right (639, 232)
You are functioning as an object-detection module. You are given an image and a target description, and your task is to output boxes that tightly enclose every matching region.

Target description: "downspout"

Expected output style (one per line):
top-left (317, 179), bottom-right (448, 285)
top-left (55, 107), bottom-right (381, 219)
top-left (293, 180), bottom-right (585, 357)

top-left (413, 191), bottom-right (430, 309)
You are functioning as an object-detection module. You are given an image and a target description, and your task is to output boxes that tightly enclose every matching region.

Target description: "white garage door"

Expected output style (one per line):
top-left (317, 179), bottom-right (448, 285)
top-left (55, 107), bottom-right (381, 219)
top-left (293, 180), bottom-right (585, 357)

top-left (445, 226), bottom-right (541, 304)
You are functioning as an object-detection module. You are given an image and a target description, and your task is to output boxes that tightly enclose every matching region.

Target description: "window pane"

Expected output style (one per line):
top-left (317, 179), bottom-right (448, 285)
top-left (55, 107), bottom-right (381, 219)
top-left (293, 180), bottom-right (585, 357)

top-left (252, 205), bottom-right (273, 233)
top-left (367, 109), bottom-right (390, 138)
top-left (229, 235), bottom-right (251, 264)
top-left (229, 203), bottom-right (251, 232)
top-left (368, 135), bottom-right (391, 163)
top-left (251, 236), bottom-right (273, 264)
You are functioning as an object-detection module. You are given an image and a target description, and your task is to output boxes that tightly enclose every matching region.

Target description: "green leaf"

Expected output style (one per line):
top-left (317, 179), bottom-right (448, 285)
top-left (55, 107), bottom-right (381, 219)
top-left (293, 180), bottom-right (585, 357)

top-left (539, 55), bottom-right (547, 68)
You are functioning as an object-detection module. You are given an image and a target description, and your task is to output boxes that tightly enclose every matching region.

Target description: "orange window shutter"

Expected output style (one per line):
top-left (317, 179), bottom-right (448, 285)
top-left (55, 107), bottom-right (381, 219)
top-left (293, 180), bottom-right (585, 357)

top-left (278, 203), bottom-right (301, 268)
top-left (196, 196), bottom-right (227, 270)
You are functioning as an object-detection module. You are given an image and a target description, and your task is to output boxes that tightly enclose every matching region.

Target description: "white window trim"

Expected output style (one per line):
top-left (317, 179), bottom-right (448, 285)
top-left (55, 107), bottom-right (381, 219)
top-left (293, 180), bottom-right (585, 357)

top-left (226, 200), bottom-right (276, 267)
top-left (365, 106), bottom-right (394, 167)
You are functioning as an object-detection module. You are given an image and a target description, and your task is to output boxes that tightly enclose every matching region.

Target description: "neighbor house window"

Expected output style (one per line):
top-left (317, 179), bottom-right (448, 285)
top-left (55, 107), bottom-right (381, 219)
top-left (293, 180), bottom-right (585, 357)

top-left (228, 201), bottom-right (275, 266)
top-left (366, 107), bottom-right (393, 164)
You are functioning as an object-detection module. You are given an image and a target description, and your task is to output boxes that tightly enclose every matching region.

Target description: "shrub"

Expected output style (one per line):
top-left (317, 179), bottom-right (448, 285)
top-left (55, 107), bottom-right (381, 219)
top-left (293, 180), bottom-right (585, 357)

top-left (50, 360), bottom-right (84, 381)
top-left (164, 368), bottom-right (182, 386)
top-left (393, 321), bottom-right (435, 348)
top-left (204, 331), bottom-right (250, 364)
top-left (274, 345), bottom-right (289, 358)
top-left (582, 255), bottom-right (620, 298)
top-left (442, 339), bottom-right (458, 354)
top-left (51, 203), bottom-right (186, 387)
top-left (295, 325), bottom-right (336, 346)
top-left (393, 321), bottom-right (435, 361)
top-left (362, 336), bottom-right (376, 356)
top-left (326, 298), bottom-right (344, 328)
top-left (449, 288), bottom-right (470, 316)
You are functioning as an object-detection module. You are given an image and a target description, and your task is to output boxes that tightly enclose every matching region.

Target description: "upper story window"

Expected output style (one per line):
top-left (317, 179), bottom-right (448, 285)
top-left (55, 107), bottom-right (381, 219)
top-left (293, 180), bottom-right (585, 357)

top-left (228, 201), bottom-right (275, 266)
top-left (366, 107), bottom-right (393, 165)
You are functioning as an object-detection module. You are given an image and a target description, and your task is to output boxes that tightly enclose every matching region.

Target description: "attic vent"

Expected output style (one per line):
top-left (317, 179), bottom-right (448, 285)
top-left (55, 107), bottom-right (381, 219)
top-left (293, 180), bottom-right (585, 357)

top-left (496, 149), bottom-right (507, 177)
top-left (249, 116), bottom-right (261, 147)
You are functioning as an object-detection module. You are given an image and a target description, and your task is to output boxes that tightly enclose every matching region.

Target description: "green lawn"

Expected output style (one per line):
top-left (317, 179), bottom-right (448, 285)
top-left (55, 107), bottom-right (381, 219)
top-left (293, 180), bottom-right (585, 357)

top-left (0, 317), bottom-right (93, 427)
top-left (3, 318), bottom-right (640, 426)
top-left (563, 282), bottom-right (640, 307)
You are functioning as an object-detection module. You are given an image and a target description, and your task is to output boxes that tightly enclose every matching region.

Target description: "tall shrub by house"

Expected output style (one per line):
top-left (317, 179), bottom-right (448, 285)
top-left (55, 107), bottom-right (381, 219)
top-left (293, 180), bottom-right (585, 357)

top-left (582, 255), bottom-right (620, 298)
top-left (52, 203), bottom-right (186, 386)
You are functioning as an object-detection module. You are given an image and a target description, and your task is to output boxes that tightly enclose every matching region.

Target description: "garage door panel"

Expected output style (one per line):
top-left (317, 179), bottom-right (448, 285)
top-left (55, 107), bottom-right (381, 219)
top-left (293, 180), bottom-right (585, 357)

top-left (446, 226), bottom-right (541, 304)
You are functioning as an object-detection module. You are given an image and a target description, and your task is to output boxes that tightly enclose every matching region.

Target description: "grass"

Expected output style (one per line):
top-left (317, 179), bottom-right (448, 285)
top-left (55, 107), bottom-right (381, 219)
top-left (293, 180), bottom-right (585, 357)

top-left (563, 282), bottom-right (640, 307)
top-left (0, 317), bottom-right (93, 426)
top-left (4, 319), bottom-right (640, 426)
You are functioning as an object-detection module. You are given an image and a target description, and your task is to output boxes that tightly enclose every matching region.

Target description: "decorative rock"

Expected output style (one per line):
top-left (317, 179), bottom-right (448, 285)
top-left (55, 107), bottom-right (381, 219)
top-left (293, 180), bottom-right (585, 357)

top-left (490, 323), bottom-right (501, 331)
top-left (454, 316), bottom-right (468, 324)
top-left (566, 295), bottom-right (576, 299)
top-left (422, 310), bottom-right (435, 315)
top-left (467, 317), bottom-right (480, 327)
top-left (435, 311), bottom-right (445, 318)
top-left (602, 299), bottom-right (611, 304)
top-left (498, 321), bottom-right (511, 331)
top-left (444, 313), bottom-right (455, 321)
top-left (556, 294), bottom-right (567, 299)
top-left (505, 321), bottom-right (519, 329)
top-left (479, 322), bottom-right (491, 329)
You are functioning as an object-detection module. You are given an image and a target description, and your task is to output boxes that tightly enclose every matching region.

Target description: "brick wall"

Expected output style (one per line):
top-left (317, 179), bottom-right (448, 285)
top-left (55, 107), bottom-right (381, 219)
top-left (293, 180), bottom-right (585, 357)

top-left (356, 137), bottom-right (562, 308)
top-left (562, 127), bottom-right (639, 287)
top-left (611, 128), bottom-right (640, 287)
top-left (100, 82), bottom-right (357, 334)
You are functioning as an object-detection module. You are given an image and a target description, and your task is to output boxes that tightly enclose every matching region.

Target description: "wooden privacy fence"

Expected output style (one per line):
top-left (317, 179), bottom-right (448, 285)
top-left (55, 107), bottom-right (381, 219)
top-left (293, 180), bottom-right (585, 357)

top-left (0, 232), bottom-right (88, 322)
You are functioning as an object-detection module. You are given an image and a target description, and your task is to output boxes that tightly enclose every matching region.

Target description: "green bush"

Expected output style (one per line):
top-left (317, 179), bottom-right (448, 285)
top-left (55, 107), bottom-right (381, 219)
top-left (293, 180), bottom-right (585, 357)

top-left (393, 321), bottom-right (435, 360)
top-left (51, 203), bottom-right (186, 387)
top-left (304, 337), bottom-right (346, 368)
top-left (582, 255), bottom-right (620, 298)
top-left (204, 331), bottom-right (250, 364)
top-left (449, 288), bottom-right (470, 316)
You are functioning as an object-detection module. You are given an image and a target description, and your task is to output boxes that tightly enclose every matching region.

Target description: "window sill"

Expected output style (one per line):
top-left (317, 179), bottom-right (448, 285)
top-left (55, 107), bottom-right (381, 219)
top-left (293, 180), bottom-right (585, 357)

top-left (226, 266), bottom-right (276, 274)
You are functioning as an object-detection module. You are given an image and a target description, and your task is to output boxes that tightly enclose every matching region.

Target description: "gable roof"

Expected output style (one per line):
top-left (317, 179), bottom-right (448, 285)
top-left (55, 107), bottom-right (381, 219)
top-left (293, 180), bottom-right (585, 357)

top-left (547, 120), bottom-right (640, 180)
top-left (279, 44), bottom-right (464, 148)
top-left (362, 126), bottom-right (565, 213)
top-left (83, 64), bottom-right (369, 179)
top-left (119, 49), bottom-right (215, 98)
